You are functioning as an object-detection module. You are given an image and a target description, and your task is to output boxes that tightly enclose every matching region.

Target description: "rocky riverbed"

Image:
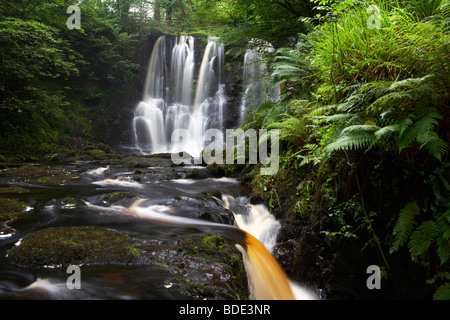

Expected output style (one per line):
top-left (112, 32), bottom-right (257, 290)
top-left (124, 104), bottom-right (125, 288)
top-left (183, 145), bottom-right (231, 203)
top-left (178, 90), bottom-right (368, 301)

top-left (0, 150), bottom-right (251, 300)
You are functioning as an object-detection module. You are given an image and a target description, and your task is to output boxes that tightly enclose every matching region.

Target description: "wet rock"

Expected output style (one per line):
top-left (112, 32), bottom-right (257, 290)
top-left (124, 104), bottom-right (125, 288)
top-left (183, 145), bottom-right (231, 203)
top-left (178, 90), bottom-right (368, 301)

top-left (169, 195), bottom-right (235, 225)
top-left (0, 198), bottom-right (27, 235)
top-left (103, 192), bottom-right (139, 207)
top-left (7, 226), bottom-right (140, 267)
top-left (144, 232), bottom-right (249, 300)
top-left (85, 149), bottom-right (108, 160)
top-left (185, 168), bottom-right (211, 180)
top-left (206, 163), bottom-right (225, 177)
top-left (1, 164), bottom-right (79, 185)
top-left (116, 153), bottom-right (177, 168)
top-left (274, 227), bottom-right (373, 299)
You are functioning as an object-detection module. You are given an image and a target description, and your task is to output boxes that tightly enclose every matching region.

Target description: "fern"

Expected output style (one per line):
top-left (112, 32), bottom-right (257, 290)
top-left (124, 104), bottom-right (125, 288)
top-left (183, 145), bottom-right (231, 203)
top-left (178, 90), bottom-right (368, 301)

top-left (433, 282), bottom-right (450, 300)
top-left (427, 272), bottom-right (450, 300)
top-left (316, 74), bottom-right (448, 161)
top-left (408, 220), bottom-right (440, 258)
top-left (390, 201), bottom-right (421, 254)
top-left (266, 116), bottom-right (306, 145)
top-left (398, 106), bottom-right (447, 161)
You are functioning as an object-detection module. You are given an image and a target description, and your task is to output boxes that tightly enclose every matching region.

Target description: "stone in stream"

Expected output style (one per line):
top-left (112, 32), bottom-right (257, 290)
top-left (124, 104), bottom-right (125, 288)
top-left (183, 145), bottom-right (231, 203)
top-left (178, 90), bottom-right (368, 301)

top-left (7, 225), bottom-right (249, 300)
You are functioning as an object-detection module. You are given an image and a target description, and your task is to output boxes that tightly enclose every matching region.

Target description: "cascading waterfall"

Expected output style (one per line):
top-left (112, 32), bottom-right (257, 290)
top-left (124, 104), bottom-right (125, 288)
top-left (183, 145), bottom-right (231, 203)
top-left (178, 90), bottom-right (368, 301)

top-left (128, 37), bottom-right (314, 300)
top-left (85, 194), bottom-right (298, 300)
top-left (240, 48), bottom-right (280, 122)
top-left (132, 35), bottom-right (226, 157)
top-left (133, 36), bottom-right (167, 154)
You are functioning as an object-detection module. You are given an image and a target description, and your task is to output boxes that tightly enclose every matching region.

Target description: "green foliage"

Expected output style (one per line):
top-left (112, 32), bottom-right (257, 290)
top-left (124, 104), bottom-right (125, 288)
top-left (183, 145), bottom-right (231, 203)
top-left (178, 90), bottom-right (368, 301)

top-left (190, 0), bottom-right (315, 47)
top-left (309, 0), bottom-right (449, 87)
top-left (390, 201), bottom-right (421, 254)
top-left (433, 282), bottom-right (450, 300)
top-left (388, 164), bottom-right (450, 299)
top-left (315, 75), bottom-right (448, 162)
top-left (0, 0), bottom-right (140, 156)
top-left (271, 39), bottom-right (315, 99)
top-left (235, 0), bottom-right (450, 299)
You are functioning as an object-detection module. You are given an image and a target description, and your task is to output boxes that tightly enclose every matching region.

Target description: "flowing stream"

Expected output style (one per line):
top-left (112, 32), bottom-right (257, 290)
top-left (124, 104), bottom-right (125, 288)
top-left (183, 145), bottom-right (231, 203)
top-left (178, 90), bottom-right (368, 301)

top-left (0, 35), bottom-right (316, 300)
top-left (0, 162), bottom-right (315, 300)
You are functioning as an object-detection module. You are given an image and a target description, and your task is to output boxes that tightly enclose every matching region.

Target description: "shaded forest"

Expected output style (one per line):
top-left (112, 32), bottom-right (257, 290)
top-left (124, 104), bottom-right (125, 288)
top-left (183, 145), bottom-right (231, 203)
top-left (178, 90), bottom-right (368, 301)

top-left (0, 0), bottom-right (449, 299)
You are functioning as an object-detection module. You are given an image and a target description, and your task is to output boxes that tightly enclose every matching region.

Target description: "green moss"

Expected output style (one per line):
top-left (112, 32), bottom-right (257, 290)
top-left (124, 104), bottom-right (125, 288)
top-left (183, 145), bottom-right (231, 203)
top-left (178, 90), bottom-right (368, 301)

top-left (0, 186), bottom-right (30, 194)
top-left (178, 278), bottom-right (216, 298)
top-left (85, 149), bottom-right (107, 159)
top-left (2, 164), bottom-right (78, 185)
top-left (201, 234), bottom-right (224, 250)
top-left (178, 232), bottom-right (226, 256)
top-left (0, 198), bottom-right (26, 222)
top-left (103, 192), bottom-right (138, 206)
top-left (176, 232), bottom-right (248, 299)
top-left (7, 226), bottom-right (140, 267)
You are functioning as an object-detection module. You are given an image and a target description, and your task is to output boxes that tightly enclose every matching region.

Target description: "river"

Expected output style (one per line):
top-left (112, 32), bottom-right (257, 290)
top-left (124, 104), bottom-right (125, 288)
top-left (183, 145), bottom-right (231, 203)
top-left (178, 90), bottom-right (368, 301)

top-left (0, 158), bottom-right (316, 300)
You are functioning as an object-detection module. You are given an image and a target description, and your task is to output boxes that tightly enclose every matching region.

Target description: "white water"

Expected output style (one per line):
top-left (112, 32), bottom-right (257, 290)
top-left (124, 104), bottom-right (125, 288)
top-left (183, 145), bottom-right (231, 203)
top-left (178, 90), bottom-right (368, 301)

top-left (133, 36), bottom-right (226, 157)
top-left (222, 195), bottom-right (280, 253)
top-left (223, 195), bottom-right (317, 300)
top-left (240, 48), bottom-right (280, 122)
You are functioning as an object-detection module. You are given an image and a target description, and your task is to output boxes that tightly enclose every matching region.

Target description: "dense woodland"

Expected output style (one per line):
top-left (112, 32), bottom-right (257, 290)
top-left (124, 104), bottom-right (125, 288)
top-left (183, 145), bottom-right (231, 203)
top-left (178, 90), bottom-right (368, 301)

top-left (0, 0), bottom-right (449, 299)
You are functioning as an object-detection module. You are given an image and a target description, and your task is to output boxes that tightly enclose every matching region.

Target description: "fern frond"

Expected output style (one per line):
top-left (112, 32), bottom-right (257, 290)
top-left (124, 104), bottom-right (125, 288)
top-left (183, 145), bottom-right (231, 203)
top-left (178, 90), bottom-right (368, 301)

top-left (309, 104), bottom-right (339, 117)
top-left (341, 124), bottom-right (379, 135)
top-left (374, 123), bottom-right (401, 138)
top-left (418, 131), bottom-right (448, 162)
top-left (433, 283), bottom-right (450, 300)
top-left (314, 113), bottom-right (354, 123)
top-left (390, 201), bottom-right (421, 254)
top-left (324, 131), bottom-right (374, 153)
top-left (437, 236), bottom-right (450, 265)
top-left (397, 107), bottom-right (447, 160)
top-left (409, 220), bottom-right (440, 258)
top-left (436, 208), bottom-right (450, 265)
top-left (266, 117), bottom-right (305, 144)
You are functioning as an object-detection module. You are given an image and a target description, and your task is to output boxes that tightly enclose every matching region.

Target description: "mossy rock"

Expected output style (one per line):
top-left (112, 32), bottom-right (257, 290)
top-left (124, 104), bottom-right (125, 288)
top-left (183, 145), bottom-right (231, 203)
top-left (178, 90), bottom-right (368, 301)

top-left (175, 232), bottom-right (249, 299)
top-left (0, 186), bottom-right (30, 194)
top-left (2, 164), bottom-right (78, 185)
top-left (96, 143), bottom-right (112, 153)
top-left (7, 226), bottom-right (140, 267)
top-left (85, 149), bottom-right (107, 159)
top-left (206, 162), bottom-right (225, 177)
top-left (185, 168), bottom-right (210, 180)
top-left (103, 192), bottom-right (139, 206)
top-left (178, 232), bottom-right (225, 256)
top-left (0, 198), bottom-right (26, 228)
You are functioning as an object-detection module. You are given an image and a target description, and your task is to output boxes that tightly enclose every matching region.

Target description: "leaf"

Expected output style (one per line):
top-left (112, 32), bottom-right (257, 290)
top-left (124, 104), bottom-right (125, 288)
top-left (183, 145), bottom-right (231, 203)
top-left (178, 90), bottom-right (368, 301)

top-left (390, 201), bottom-right (420, 254)
top-left (408, 220), bottom-right (440, 258)
top-left (433, 283), bottom-right (450, 300)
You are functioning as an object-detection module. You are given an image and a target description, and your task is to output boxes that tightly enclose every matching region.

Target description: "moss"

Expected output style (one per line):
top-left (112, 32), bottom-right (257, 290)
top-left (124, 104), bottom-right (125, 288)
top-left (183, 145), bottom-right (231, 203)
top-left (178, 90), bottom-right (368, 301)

top-left (2, 164), bottom-right (78, 185)
top-left (176, 232), bottom-right (249, 299)
top-left (178, 278), bottom-right (216, 298)
top-left (7, 226), bottom-right (140, 267)
top-left (85, 149), bottom-right (107, 159)
top-left (96, 143), bottom-right (112, 153)
top-left (103, 192), bottom-right (138, 206)
top-left (0, 186), bottom-right (30, 194)
top-left (0, 198), bottom-right (26, 224)
top-left (178, 232), bottom-right (226, 256)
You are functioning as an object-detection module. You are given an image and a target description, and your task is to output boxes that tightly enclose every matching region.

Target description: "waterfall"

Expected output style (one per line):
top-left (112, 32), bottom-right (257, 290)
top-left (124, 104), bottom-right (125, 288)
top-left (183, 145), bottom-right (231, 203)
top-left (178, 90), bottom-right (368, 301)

top-left (132, 35), bottom-right (225, 157)
top-left (86, 196), bottom-right (298, 300)
top-left (240, 48), bottom-right (280, 122)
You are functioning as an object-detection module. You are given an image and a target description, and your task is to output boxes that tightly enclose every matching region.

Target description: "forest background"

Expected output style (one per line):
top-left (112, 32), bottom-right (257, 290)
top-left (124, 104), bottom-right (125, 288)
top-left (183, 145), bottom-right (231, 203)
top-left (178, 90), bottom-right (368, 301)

top-left (0, 0), bottom-right (448, 299)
